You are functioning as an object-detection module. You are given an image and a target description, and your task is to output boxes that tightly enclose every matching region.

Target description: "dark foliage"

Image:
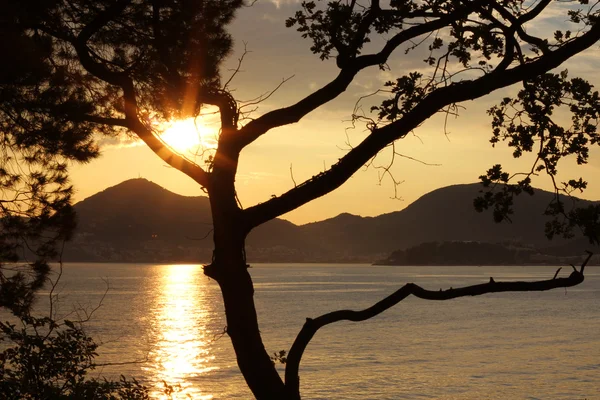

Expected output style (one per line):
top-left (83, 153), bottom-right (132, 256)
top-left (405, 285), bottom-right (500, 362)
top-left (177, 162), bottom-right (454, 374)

top-left (477, 71), bottom-right (600, 243)
top-left (1, 0), bottom-right (243, 316)
top-left (288, 0), bottom-right (600, 246)
top-left (0, 313), bottom-right (150, 399)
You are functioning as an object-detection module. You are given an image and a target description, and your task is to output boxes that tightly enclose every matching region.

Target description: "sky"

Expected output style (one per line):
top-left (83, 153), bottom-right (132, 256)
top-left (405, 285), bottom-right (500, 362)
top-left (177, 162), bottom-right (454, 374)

top-left (70, 0), bottom-right (600, 225)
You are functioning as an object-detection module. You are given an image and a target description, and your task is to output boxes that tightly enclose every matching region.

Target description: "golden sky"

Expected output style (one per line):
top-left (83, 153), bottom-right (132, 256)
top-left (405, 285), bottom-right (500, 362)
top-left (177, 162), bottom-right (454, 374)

top-left (70, 0), bottom-right (600, 225)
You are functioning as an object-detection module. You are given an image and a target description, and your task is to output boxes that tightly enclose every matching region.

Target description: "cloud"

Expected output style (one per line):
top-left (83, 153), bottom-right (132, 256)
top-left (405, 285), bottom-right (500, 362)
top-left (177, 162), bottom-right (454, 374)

top-left (262, 13), bottom-right (283, 22)
top-left (96, 134), bottom-right (144, 150)
top-left (267, 0), bottom-right (301, 10)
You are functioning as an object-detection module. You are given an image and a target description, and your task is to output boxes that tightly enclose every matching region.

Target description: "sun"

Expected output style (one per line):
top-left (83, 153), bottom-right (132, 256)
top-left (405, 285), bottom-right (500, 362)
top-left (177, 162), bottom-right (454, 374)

top-left (158, 117), bottom-right (218, 155)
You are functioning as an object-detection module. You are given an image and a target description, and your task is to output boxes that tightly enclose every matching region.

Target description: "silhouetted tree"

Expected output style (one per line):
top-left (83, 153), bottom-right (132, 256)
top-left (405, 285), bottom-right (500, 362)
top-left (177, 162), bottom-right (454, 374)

top-left (2, 0), bottom-right (600, 398)
top-left (0, 0), bottom-right (241, 312)
top-left (0, 3), bottom-right (97, 316)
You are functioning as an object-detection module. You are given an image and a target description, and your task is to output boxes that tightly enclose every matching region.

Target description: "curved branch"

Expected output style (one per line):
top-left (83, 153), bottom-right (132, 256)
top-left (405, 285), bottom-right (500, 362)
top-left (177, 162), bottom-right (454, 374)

top-left (200, 89), bottom-right (239, 133)
top-left (68, 5), bottom-right (212, 189)
top-left (73, 1), bottom-right (132, 86)
top-left (518, 0), bottom-right (553, 25)
top-left (120, 81), bottom-right (210, 187)
top-left (128, 118), bottom-right (209, 187)
top-left (237, 11), bottom-right (469, 150)
top-left (488, 1), bottom-right (551, 54)
top-left (284, 252), bottom-right (592, 398)
top-left (78, 1), bottom-right (132, 44)
top-left (244, 22), bottom-right (600, 229)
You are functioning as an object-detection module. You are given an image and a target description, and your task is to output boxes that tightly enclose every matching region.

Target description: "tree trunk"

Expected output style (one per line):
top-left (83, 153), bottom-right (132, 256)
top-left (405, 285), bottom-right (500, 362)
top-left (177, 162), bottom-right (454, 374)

top-left (219, 262), bottom-right (288, 398)
top-left (205, 235), bottom-right (287, 399)
top-left (203, 130), bottom-right (292, 399)
top-left (205, 178), bottom-right (287, 399)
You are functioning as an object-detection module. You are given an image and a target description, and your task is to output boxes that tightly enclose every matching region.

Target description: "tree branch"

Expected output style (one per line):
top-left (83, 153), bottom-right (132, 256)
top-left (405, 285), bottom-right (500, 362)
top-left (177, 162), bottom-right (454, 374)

top-left (70, 0), bottom-right (131, 86)
top-left (244, 22), bottom-right (600, 229)
top-left (66, 114), bottom-right (129, 128)
top-left (78, 1), bottom-right (132, 44)
top-left (120, 80), bottom-right (210, 187)
top-left (200, 89), bottom-right (239, 134)
top-left (237, 11), bottom-right (469, 150)
top-left (128, 118), bottom-right (210, 187)
top-left (518, 0), bottom-right (553, 25)
top-left (488, 1), bottom-right (550, 54)
top-left (284, 252), bottom-right (593, 398)
top-left (72, 0), bottom-right (132, 87)
top-left (339, 0), bottom-right (381, 68)
top-left (66, 3), bottom-right (212, 189)
top-left (236, 0), bottom-right (551, 150)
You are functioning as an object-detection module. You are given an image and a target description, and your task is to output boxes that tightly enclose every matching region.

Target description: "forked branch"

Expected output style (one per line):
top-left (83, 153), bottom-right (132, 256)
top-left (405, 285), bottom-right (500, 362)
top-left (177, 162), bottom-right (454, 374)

top-left (284, 252), bottom-right (593, 398)
top-left (236, 10), bottom-right (469, 150)
top-left (244, 22), bottom-right (600, 230)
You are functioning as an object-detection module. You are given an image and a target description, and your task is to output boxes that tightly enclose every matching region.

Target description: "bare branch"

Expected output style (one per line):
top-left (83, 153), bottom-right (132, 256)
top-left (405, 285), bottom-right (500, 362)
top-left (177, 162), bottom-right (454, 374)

top-left (553, 267), bottom-right (562, 280)
top-left (284, 254), bottom-right (592, 398)
top-left (223, 43), bottom-right (251, 90)
top-left (239, 76), bottom-right (295, 111)
top-left (237, 11), bottom-right (469, 150)
top-left (186, 229), bottom-right (214, 241)
top-left (290, 164), bottom-right (297, 188)
top-left (395, 152), bottom-right (441, 167)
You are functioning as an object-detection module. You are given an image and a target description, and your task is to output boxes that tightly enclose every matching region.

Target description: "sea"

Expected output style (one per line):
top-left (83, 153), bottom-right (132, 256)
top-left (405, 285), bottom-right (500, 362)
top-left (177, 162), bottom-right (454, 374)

top-left (21, 263), bottom-right (600, 399)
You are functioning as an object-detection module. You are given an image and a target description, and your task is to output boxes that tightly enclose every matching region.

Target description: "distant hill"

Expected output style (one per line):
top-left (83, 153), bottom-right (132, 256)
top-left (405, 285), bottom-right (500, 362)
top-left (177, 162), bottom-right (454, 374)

top-left (299, 184), bottom-right (598, 257)
top-left (66, 179), bottom-right (212, 262)
top-left (63, 179), bottom-right (599, 263)
top-left (65, 179), bottom-right (316, 262)
top-left (74, 178), bottom-right (213, 246)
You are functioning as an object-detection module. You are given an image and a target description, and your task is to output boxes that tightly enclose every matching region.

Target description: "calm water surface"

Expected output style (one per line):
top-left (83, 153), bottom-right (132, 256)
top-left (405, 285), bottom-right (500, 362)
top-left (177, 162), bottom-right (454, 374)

top-left (34, 264), bottom-right (600, 399)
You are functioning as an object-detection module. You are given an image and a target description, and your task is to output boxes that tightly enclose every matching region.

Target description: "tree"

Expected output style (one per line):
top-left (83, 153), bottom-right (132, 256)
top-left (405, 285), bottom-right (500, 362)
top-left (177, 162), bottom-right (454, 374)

top-left (0, 0), bottom-right (242, 314)
top-left (0, 2), bottom-right (100, 316)
top-left (2, 0), bottom-right (600, 398)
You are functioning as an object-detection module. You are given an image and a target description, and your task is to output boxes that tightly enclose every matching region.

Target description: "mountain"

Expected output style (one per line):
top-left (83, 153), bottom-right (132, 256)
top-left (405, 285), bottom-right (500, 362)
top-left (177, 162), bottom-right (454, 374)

top-left (74, 178), bottom-right (213, 246)
top-left (66, 179), bottom-right (212, 261)
top-left (66, 179), bottom-right (315, 262)
top-left (299, 184), bottom-right (598, 258)
top-left (64, 179), bottom-right (599, 263)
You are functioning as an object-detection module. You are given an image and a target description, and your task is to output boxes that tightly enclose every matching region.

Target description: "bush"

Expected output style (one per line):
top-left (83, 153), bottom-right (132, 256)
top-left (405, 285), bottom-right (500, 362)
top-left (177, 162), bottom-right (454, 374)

top-left (0, 314), bottom-right (150, 399)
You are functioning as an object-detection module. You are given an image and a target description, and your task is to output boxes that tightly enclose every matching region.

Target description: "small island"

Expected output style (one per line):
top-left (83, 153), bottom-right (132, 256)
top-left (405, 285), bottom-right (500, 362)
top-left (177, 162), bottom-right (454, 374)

top-left (375, 240), bottom-right (599, 266)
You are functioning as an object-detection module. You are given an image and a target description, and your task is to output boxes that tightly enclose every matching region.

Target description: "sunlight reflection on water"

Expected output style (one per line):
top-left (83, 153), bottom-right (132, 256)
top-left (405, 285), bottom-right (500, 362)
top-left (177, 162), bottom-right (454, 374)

top-left (41, 263), bottom-right (599, 399)
top-left (144, 264), bottom-right (216, 399)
